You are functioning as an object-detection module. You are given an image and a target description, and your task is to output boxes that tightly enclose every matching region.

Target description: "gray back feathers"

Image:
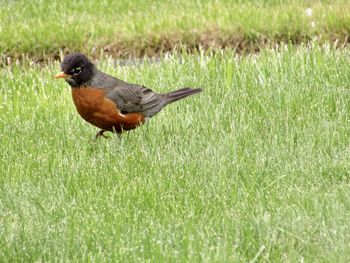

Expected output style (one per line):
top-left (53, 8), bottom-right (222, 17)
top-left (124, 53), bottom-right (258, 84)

top-left (91, 69), bottom-right (202, 118)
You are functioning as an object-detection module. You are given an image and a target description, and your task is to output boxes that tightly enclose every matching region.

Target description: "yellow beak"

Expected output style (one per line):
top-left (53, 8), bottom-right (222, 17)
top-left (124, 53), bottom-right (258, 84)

top-left (54, 72), bottom-right (70, 79)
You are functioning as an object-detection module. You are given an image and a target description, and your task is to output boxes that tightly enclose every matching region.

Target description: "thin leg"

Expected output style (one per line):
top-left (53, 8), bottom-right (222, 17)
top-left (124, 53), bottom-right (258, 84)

top-left (111, 127), bottom-right (123, 138)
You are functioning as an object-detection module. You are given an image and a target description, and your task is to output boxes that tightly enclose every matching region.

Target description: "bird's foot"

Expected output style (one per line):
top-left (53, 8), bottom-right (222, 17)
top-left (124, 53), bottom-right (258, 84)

top-left (95, 130), bottom-right (109, 139)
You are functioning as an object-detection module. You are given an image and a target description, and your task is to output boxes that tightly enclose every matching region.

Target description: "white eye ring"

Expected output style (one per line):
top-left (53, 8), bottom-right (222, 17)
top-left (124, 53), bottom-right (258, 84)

top-left (72, 67), bottom-right (82, 75)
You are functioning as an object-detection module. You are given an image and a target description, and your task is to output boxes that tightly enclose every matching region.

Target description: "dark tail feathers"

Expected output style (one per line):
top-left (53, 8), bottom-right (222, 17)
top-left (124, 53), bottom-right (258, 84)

top-left (164, 87), bottom-right (202, 104)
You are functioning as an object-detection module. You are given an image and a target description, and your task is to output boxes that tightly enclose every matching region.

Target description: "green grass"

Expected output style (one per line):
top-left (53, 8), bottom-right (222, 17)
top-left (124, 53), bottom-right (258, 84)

top-left (1, 45), bottom-right (350, 261)
top-left (1, 0), bottom-right (350, 59)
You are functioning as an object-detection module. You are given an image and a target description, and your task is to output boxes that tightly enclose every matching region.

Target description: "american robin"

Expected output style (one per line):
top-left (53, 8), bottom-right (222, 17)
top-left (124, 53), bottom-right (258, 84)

top-left (55, 52), bottom-right (202, 138)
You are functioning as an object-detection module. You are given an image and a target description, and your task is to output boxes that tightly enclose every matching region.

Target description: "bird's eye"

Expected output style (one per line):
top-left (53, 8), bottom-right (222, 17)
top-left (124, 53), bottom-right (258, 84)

top-left (72, 67), bottom-right (82, 75)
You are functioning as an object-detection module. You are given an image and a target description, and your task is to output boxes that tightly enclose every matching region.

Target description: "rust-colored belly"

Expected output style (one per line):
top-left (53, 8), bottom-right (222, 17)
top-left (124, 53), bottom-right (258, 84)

top-left (71, 87), bottom-right (145, 133)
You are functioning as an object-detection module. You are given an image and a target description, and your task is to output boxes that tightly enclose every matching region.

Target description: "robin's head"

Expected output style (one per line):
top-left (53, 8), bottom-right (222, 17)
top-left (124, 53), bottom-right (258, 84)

top-left (55, 52), bottom-right (95, 87)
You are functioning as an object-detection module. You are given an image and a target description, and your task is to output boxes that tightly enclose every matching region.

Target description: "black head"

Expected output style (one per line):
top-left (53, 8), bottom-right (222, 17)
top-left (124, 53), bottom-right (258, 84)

top-left (55, 52), bottom-right (95, 87)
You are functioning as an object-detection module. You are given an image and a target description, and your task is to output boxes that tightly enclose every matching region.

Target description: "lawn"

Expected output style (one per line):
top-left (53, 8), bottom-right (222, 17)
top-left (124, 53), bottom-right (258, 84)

top-left (1, 0), bottom-right (350, 59)
top-left (1, 45), bottom-right (350, 261)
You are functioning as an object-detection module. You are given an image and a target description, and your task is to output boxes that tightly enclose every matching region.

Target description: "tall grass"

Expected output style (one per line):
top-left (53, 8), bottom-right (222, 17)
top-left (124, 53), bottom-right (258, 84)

top-left (1, 46), bottom-right (350, 261)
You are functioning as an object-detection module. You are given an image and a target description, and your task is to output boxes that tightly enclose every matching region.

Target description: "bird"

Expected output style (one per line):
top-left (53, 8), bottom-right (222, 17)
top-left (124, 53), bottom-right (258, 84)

top-left (54, 52), bottom-right (202, 138)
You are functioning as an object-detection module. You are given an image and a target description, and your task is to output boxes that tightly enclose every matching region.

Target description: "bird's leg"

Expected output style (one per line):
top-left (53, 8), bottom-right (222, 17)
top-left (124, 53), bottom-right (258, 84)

top-left (95, 130), bottom-right (109, 139)
top-left (112, 128), bottom-right (122, 139)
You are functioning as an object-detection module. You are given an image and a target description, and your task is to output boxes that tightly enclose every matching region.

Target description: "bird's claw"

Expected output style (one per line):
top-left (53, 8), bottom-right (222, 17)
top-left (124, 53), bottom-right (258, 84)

top-left (95, 130), bottom-right (109, 139)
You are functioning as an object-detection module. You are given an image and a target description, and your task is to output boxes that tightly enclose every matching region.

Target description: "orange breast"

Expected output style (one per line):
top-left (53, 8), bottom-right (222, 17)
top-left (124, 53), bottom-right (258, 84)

top-left (72, 87), bottom-right (145, 133)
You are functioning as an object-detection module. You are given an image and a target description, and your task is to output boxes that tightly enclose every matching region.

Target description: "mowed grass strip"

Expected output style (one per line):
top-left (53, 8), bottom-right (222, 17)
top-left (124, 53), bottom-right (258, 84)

top-left (1, 46), bottom-right (350, 261)
top-left (1, 0), bottom-right (350, 59)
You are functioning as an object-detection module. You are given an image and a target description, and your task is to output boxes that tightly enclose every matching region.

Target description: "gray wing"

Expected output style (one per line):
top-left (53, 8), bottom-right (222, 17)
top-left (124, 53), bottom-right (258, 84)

top-left (106, 85), bottom-right (166, 117)
top-left (91, 70), bottom-right (167, 117)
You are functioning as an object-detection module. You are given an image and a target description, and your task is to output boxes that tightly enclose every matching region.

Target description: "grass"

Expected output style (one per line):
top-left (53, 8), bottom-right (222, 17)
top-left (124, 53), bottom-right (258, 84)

top-left (1, 45), bottom-right (350, 261)
top-left (1, 0), bottom-right (350, 59)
